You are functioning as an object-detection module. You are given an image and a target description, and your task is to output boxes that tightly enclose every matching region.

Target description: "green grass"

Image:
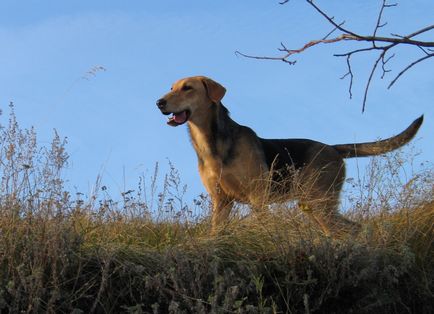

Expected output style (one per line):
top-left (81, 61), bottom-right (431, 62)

top-left (0, 105), bottom-right (432, 313)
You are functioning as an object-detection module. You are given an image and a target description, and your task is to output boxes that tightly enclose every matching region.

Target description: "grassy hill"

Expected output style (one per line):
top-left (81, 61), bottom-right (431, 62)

top-left (0, 107), bottom-right (432, 313)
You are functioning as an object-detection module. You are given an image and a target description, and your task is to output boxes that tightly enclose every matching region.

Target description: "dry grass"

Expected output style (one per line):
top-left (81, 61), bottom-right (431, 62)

top-left (0, 105), bottom-right (432, 313)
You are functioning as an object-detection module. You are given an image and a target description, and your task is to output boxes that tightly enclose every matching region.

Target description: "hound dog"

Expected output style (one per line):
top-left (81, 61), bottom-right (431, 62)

top-left (156, 76), bottom-right (423, 236)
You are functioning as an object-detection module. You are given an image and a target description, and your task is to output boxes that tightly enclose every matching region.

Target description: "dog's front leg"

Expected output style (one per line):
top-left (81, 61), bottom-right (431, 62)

top-left (210, 192), bottom-right (233, 235)
top-left (198, 160), bottom-right (236, 234)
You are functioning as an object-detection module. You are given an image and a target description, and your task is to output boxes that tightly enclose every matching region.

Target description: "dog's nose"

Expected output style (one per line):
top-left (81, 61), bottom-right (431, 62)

top-left (156, 98), bottom-right (167, 110)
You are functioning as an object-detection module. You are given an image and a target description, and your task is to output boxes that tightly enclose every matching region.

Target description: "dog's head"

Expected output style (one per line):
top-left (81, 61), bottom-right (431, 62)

top-left (156, 76), bottom-right (226, 126)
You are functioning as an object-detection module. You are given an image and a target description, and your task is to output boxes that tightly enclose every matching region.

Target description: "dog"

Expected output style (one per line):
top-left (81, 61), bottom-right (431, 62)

top-left (156, 76), bottom-right (423, 236)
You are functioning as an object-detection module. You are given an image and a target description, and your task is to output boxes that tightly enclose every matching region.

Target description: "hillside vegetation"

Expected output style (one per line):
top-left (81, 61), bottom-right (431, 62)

top-left (0, 106), bottom-right (433, 313)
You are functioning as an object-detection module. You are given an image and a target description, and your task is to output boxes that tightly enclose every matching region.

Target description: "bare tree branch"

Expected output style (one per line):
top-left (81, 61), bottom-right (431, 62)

top-left (237, 0), bottom-right (434, 111)
top-left (236, 36), bottom-right (346, 65)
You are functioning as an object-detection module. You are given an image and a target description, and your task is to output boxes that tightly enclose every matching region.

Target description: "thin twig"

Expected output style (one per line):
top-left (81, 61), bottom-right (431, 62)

top-left (388, 53), bottom-right (434, 89)
top-left (381, 53), bottom-right (395, 79)
top-left (235, 50), bottom-right (297, 65)
top-left (334, 45), bottom-right (389, 57)
top-left (340, 55), bottom-right (354, 99)
top-left (323, 22), bottom-right (346, 40)
top-left (362, 50), bottom-right (387, 112)
top-left (373, 0), bottom-right (397, 41)
top-left (306, 0), bottom-right (360, 38)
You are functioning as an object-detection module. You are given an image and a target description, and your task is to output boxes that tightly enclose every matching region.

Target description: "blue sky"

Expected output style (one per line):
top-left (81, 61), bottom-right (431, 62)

top-left (0, 1), bottom-right (432, 205)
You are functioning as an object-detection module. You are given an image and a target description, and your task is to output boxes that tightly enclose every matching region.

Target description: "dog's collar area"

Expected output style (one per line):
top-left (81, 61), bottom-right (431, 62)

top-left (167, 110), bottom-right (190, 127)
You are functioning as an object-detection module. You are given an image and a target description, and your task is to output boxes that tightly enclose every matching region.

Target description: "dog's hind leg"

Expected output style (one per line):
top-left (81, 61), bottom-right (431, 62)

top-left (298, 157), bottom-right (361, 237)
top-left (306, 194), bottom-right (361, 237)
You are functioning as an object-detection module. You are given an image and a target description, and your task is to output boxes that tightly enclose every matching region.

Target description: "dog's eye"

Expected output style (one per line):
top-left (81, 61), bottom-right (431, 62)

top-left (182, 85), bottom-right (193, 91)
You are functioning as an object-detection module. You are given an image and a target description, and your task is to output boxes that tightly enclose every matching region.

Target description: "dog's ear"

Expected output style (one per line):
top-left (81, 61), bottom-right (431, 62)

top-left (201, 77), bottom-right (226, 103)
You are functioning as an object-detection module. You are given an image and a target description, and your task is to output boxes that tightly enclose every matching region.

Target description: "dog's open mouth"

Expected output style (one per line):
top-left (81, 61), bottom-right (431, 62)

top-left (167, 110), bottom-right (190, 127)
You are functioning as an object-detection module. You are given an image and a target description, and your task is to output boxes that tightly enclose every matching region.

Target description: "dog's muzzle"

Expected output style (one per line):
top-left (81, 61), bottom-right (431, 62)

top-left (156, 98), bottom-right (190, 126)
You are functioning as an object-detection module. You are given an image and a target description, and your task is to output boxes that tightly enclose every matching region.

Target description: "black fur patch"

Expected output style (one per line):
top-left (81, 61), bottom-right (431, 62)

top-left (218, 104), bottom-right (239, 165)
top-left (259, 138), bottom-right (321, 192)
top-left (209, 105), bottom-right (219, 157)
top-left (213, 103), bottom-right (239, 165)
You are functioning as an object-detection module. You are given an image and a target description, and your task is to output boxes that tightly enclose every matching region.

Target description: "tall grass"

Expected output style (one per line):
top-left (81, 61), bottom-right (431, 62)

top-left (0, 105), bottom-right (432, 313)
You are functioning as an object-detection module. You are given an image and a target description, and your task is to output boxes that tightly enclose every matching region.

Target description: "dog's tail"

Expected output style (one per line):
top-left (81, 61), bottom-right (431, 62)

top-left (333, 115), bottom-right (423, 158)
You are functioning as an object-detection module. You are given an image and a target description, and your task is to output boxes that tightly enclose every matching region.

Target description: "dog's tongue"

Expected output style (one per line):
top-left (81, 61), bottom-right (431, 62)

top-left (167, 111), bottom-right (188, 126)
top-left (173, 111), bottom-right (187, 124)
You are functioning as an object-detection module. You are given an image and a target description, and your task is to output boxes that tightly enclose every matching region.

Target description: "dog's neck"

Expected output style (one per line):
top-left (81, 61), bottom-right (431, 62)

top-left (188, 102), bottom-right (237, 167)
